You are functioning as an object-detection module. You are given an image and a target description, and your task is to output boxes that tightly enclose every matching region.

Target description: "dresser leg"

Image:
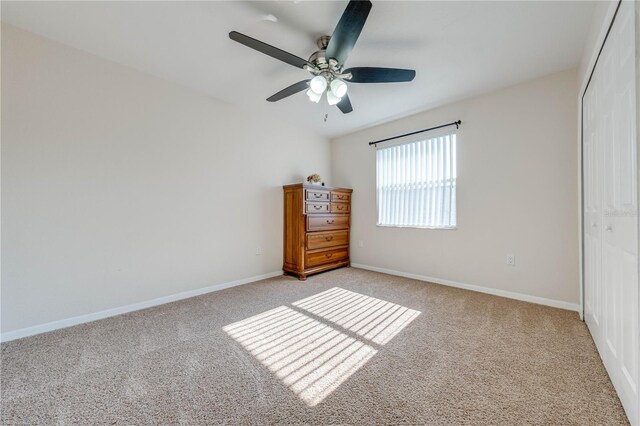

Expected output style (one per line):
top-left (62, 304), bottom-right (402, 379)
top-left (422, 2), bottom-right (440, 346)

top-left (298, 274), bottom-right (307, 281)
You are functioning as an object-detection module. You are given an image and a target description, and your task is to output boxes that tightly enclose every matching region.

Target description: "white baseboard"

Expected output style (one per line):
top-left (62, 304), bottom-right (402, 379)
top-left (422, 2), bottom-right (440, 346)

top-left (1, 271), bottom-right (283, 343)
top-left (351, 263), bottom-right (580, 312)
top-left (2, 265), bottom-right (579, 342)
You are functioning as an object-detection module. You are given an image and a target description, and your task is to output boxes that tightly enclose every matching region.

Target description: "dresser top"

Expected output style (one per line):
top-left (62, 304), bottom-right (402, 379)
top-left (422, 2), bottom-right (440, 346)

top-left (283, 183), bottom-right (352, 192)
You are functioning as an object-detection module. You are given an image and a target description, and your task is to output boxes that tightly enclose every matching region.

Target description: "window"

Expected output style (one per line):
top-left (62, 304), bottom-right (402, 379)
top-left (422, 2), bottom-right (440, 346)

top-left (376, 133), bottom-right (457, 229)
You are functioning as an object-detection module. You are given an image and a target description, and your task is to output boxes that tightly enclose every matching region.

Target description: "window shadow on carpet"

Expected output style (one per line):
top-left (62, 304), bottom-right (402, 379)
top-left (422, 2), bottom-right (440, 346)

top-left (223, 287), bottom-right (420, 406)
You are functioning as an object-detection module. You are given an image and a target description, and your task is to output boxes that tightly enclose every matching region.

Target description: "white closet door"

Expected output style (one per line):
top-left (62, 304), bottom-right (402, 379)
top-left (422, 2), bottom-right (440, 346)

top-left (584, 65), bottom-right (602, 343)
top-left (584, 2), bottom-right (638, 424)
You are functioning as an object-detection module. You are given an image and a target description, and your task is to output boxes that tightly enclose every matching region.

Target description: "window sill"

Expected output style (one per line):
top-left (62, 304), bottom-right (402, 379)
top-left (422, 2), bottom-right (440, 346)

top-left (376, 224), bottom-right (457, 230)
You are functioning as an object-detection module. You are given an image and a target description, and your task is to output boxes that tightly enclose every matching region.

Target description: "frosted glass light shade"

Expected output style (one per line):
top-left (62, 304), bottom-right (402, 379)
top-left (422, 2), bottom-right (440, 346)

top-left (326, 91), bottom-right (341, 106)
top-left (309, 76), bottom-right (327, 94)
top-left (330, 79), bottom-right (347, 98)
top-left (306, 89), bottom-right (322, 103)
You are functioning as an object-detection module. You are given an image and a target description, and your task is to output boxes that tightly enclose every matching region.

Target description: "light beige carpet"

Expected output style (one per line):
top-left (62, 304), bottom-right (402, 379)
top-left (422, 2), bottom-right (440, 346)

top-left (1, 268), bottom-right (629, 425)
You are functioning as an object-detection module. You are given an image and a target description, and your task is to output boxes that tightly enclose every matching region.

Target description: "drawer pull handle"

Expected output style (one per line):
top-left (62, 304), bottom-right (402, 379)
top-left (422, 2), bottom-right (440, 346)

top-left (313, 205), bottom-right (323, 210)
top-left (314, 194), bottom-right (323, 198)
top-left (325, 236), bottom-right (334, 241)
top-left (336, 205), bottom-right (344, 210)
top-left (326, 219), bottom-right (335, 224)
top-left (326, 253), bottom-right (333, 258)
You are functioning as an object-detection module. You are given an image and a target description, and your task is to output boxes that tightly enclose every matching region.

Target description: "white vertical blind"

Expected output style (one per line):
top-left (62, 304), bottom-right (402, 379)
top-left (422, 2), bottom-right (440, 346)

top-left (376, 133), bottom-right (456, 228)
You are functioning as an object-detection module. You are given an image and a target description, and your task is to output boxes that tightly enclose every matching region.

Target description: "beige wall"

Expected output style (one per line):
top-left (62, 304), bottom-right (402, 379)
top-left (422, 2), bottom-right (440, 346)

top-left (1, 25), bottom-right (331, 333)
top-left (331, 68), bottom-right (580, 305)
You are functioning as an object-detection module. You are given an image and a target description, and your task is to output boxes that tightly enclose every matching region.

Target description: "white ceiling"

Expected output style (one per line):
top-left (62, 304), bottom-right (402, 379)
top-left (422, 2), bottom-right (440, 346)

top-left (2, 1), bottom-right (595, 138)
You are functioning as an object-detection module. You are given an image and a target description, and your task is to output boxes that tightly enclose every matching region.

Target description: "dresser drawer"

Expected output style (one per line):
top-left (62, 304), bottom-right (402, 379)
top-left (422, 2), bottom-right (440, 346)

top-left (306, 189), bottom-right (330, 202)
top-left (305, 202), bottom-right (330, 214)
top-left (305, 247), bottom-right (349, 268)
top-left (306, 230), bottom-right (349, 250)
top-left (307, 214), bottom-right (350, 231)
top-left (330, 203), bottom-right (350, 214)
top-left (331, 192), bottom-right (351, 203)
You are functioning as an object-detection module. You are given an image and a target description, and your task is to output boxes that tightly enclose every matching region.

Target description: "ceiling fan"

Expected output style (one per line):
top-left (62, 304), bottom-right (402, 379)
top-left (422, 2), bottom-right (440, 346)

top-left (229, 0), bottom-right (416, 114)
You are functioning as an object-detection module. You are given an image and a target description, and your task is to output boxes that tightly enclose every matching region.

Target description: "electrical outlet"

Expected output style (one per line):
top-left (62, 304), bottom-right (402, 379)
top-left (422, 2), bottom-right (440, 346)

top-left (506, 254), bottom-right (515, 266)
top-left (256, 246), bottom-right (263, 256)
top-left (358, 241), bottom-right (364, 248)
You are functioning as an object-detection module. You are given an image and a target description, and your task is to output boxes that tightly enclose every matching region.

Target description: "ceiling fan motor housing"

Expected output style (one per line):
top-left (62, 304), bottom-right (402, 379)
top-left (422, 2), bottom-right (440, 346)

top-left (308, 36), bottom-right (344, 82)
top-left (308, 49), bottom-right (328, 68)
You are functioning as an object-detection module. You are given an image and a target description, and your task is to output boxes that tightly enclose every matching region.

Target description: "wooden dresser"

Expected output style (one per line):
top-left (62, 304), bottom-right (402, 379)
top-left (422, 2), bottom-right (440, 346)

top-left (283, 183), bottom-right (352, 280)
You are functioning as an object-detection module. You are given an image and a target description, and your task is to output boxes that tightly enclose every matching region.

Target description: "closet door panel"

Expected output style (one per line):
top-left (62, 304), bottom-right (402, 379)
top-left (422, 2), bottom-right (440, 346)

top-left (620, 250), bottom-right (638, 392)
top-left (609, 1), bottom-right (638, 416)
top-left (583, 2), bottom-right (637, 423)
top-left (584, 69), bottom-right (602, 335)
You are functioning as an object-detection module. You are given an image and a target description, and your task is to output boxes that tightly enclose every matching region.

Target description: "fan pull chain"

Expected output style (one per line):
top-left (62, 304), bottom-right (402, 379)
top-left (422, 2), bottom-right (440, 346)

top-left (323, 99), bottom-right (330, 123)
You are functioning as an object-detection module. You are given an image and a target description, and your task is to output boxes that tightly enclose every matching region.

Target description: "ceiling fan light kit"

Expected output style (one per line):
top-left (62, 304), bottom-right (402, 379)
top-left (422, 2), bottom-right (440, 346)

top-left (307, 74), bottom-right (348, 105)
top-left (229, 0), bottom-right (416, 114)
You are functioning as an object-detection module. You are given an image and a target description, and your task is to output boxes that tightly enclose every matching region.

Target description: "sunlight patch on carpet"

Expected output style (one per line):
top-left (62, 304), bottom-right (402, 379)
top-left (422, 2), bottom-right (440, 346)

top-left (223, 306), bottom-right (376, 406)
top-left (293, 287), bottom-right (421, 345)
top-left (223, 288), bottom-right (420, 406)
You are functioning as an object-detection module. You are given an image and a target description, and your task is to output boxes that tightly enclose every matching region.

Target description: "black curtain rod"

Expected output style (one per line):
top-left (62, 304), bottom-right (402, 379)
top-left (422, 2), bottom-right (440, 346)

top-left (369, 120), bottom-right (461, 146)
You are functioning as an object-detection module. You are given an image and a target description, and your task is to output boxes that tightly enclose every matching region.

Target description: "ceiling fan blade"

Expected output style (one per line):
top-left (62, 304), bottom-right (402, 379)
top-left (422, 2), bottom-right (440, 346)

top-left (336, 94), bottom-right (353, 114)
top-left (325, 0), bottom-right (372, 65)
top-left (344, 67), bottom-right (416, 83)
top-left (266, 80), bottom-right (310, 102)
top-left (229, 31), bottom-right (312, 69)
